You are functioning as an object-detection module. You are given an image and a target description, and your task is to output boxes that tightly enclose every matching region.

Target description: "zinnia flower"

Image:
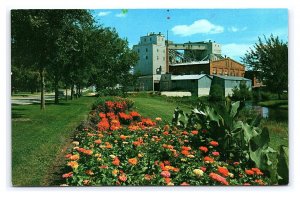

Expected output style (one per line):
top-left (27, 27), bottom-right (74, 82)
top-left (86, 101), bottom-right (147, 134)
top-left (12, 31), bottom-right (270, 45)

top-left (252, 168), bottom-right (264, 175)
top-left (209, 141), bottom-right (219, 147)
top-left (191, 130), bottom-right (198, 135)
top-left (209, 172), bottom-right (229, 185)
top-left (160, 171), bottom-right (171, 178)
top-left (199, 146), bottom-right (208, 153)
top-left (112, 157), bottom-right (120, 166)
top-left (128, 158), bottom-right (138, 165)
top-left (218, 166), bottom-right (229, 177)
top-left (193, 169), bottom-right (204, 177)
top-left (69, 154), bottom-right (80, 161)
top-left (118, 174), bottom-right (127, 182)
top-left (245, 169), bottom-right (255, 176)
top-left (212, 151), bottom-right (220, 156)
top-left (204, 156), bottom-right (214, 163)
top-left (180, 182), bottom-right (190, 186)
top-left (67, 161), bottom-right (79, 169)
top-left (62, 172), bottom-right (73, 178)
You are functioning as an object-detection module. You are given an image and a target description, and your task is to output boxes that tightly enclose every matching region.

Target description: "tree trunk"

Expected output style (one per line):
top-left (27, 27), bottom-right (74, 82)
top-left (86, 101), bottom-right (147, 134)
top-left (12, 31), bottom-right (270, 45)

top-left (54, 78), bottom-right (59, 104)
top-left (65, 86), bottom-right (68, 101)
top-left (40, 68), bottom-right (46, 110)
top-left (71, 84), bottom-right (74, 100)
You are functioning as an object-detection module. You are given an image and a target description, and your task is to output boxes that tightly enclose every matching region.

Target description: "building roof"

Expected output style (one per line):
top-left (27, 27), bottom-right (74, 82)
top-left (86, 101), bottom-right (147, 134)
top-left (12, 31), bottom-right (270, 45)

top-left (213, 75), bottom-right (251, 81)
top-left (171, 74), bottom-right (211, 80)
top-left (170, 61), bottom-right (209, 67)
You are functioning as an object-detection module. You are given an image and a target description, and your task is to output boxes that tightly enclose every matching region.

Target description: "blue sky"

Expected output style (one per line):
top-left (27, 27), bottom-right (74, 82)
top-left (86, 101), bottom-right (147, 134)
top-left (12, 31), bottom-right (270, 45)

top-left (91, 9), bottom-right (288, 62)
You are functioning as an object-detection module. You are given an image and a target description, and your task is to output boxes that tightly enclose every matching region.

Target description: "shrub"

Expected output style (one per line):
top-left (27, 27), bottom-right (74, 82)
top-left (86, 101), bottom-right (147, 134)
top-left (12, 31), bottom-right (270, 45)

top-left (209, 84), bottom-right (225, 101)
top-left (231, 82), bottom-right (252, 101)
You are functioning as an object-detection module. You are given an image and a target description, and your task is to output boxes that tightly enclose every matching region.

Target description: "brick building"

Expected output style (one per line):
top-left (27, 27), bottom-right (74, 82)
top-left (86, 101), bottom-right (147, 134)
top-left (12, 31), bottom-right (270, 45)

top-left (169, 58), bottom-right (245, 77)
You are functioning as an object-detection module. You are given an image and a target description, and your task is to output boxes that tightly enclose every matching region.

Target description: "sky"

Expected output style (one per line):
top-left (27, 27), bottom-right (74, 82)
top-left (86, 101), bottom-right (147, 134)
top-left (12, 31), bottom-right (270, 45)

top-left (91, 9), bottom-right (288, 62)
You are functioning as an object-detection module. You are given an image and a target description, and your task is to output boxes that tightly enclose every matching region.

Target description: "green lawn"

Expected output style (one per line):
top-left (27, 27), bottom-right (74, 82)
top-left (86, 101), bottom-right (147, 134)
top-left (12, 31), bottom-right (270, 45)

top-left (130, 96), bottom-right (193, 123)
top-left (258, 100), bottom-right (288, 109)
top-left (130, 95), bottom-right (288, 152)
top-left (12, 96), bottom-right (96, 186)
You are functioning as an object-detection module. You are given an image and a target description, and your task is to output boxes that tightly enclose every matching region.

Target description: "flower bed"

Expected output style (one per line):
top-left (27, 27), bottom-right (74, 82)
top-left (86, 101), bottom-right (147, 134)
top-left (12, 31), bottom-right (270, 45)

top-left (61, 98), bottom-right (269, 186)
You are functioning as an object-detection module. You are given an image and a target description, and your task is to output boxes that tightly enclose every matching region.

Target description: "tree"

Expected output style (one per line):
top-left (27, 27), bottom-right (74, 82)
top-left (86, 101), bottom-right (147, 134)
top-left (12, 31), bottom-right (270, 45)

top-left (242, 35), bottom-right (288, 99)
top-left (231, 82), bottom-right (252, 101)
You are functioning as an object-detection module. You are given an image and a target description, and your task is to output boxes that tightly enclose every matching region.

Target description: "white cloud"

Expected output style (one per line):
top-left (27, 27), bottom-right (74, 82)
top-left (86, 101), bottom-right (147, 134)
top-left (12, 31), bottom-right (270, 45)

top-left (98, 11), bottom-right (111, 17)
top-left (222, 43), bottom-right (252, 61)
top-left (171, 19), bottom-right (224, 36)
top-left (228, 26), bottom-right (247, 32)
top-left (115, 13), bottom-right (127, 18)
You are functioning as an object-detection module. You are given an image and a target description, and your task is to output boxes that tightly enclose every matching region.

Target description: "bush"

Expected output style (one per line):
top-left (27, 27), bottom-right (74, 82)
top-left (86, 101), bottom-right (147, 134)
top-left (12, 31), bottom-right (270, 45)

top-left (231, 82), bottom-right (252, 101)
top-left (209, 84), bottom-right (225, 101)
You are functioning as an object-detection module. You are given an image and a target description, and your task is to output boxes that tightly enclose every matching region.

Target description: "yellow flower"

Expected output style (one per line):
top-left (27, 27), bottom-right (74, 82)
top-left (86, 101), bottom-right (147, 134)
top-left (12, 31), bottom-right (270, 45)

top-left (112, 169), bottom-right (119, 176)
top-left (67, 161), bottom-right (79, 169)
top-left (193, 169), bottom-right (204, 177)
top-left (138, 153), bottom-right (144, 158)
top-left (109, 154), bottom-right (116, 159)
top-left (72, 141), bottom-right (79, 146)
top-left (228, 173), bottom-right (234, 178)
top-left (187, 154), bottom-right (195, 158)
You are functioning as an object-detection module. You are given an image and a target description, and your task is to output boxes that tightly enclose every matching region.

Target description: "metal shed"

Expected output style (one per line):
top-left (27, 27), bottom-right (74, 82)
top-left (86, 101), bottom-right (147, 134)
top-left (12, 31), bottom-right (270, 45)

top-left (211, 75), bottom-right (252, 96)
top-left (160, 74), bottom-right (212, 97)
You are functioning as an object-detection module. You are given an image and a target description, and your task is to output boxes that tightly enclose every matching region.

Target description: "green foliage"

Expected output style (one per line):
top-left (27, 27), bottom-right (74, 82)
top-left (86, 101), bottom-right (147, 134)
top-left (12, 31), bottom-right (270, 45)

top-left (231, 82), bottom-right (252, 101)
top-left (172, 101), bottom-right (288, 184)
top-left (242, 35), bottom-right (288, 98)
top-left (209, 84), bottom-right (225, 101)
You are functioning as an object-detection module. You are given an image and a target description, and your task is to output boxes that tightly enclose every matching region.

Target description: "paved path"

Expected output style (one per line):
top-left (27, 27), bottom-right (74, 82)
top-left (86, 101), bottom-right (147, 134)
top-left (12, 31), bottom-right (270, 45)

top-left (11, 93), bottom-right (56, 105)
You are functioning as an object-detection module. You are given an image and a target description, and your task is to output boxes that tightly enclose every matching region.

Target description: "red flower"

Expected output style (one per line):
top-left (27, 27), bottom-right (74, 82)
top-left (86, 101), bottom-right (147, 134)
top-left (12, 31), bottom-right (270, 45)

top-left (204, 156), bottom-right (214, 163)
top-left (112, 157), bottom-right (120, 166)
top-left (252, 168), bottom-right (264, 175)
top-left (202, 129), bottom-right (208, 133)
top-left (212, 151), bottom-right (220, 156)
top-left (62, 172), bottom-right (73, 178)
top-left (200, 167), bottom-right (207, 172)
top-left (199, 146), bottom-right (208, 153)
top-left (209, 172), bottom-right (229, 185)
top-left (161, 171), bottom-right (171, 178)
top-left (180, 182), bottom-right (190, 186)
top-left (209, 141), bottom-right (219, 147)
top-left (218, 166), bottom-right (229, 177)
top-left (191, 130), bottom-right (198, 135)
top-left (118, 174), bottom-right (127, 182)
top-left (245, 169), bottom-right (255, 176)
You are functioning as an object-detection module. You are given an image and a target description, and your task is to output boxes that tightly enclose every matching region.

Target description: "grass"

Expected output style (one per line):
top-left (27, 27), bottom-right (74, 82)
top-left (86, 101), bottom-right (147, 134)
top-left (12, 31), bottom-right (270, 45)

top-left (258, 100), bottom-right (288, 109)
top-left (12, 96), bottom-right (96, 186)
top-left (130, 94), bottom-right (288, 152)
top-left (129, 96), bottom-right (192, 123)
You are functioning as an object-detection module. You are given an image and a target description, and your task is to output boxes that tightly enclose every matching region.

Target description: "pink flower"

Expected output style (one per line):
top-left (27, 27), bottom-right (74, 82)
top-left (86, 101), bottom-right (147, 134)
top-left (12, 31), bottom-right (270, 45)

top-left (161, 170), bottom-right (171, 178)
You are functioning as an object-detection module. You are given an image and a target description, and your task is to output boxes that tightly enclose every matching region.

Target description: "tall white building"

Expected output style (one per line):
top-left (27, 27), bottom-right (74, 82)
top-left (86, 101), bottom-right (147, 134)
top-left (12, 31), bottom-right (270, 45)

top-left (132, 32), bottom-right (167, 91)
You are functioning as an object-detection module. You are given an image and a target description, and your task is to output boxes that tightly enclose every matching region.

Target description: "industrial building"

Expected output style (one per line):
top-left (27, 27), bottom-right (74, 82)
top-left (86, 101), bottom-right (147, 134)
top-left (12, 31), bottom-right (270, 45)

top-left (132, 32), bottom-right (251, 96)
top-left (160, 74), bottom-right (212, 97)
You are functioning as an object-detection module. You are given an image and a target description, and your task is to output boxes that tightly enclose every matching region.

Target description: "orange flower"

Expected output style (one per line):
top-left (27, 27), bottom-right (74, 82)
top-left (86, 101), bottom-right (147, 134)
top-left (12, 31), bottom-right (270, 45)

top-left (181, 146), bottom-right (191, 151)
top-left (218, 166), bottom-right (229, 177)
top-left (209, 172), bottom-right (229, 185)
top-left (160, 171), bottom-right (171, 178)
top-left (65, 154), bottom-right (72, 159)
top-left (84, 149), bottom-right (93, 155)
top-left (245, 169), bottom-right (255, 175)
top-left (105, 142), bottom-right (113, 149)
top-left (82, 179), bottom-right (90, 185)
top-left (67, 161), bottom-right (79, 169)
top-left (212, 151), bottom-right (220, 156)
top-left (181, 150), bottom-right (190, 156)
top-left (164, 177), bottom-right (172, 184)
top-left (128, 158), bottom-right (138, 165)
top-left (118, 174), bottom-right (127, 182)
top-left (191, 130), bottom-right (198, 135)
top-left (112, 157), bottom-right (120, 166)
top-left (251, 168), bottom-right (263, 175)
top-left (209, 141), bottom-right (219, 147)
top-left (94, 139), bottom-right (102, 144)
top-left (85, 170), bottom-right (94, 176)
top-left (180, 182), bottom-right (190, 186)
top-left (144, 174), bottom-right (152, 181)
top-left (112, 169), bottom-right (119, 176)
top-left (69, 154), bottom-right (80, 161)
top-left (62, 172), bottom-right (73, 178)
top-left (204, 156), bottom-right (214, 163)
top-left (255, 179), bottom-right (265, 185)
top-left (182, 131), bottom-right (189, 135)
top-left (199, 146), bottom-right (208, 153)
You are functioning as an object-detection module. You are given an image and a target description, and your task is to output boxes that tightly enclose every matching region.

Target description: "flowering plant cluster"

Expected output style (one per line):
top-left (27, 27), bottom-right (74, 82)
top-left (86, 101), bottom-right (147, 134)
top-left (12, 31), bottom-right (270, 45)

top-left (61, 99), bottom-right (270, 186)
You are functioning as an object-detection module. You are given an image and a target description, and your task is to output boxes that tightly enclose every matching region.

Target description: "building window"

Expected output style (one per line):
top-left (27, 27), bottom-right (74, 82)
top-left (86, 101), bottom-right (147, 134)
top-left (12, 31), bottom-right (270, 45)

top-left (157, 49), bottom-right (159, 52)
top-left (145, 56), bottom-right (148, 60)
top-left (137, 49), bottom-right (140, 53)
top-left (157, 56), bottom-right (159, 60)
top-left (150, 37), bottom-right (152, 41)
top-left (163, 57), bottom-right (165, 61)
top-left (146, 48), bottom-right (148, 52)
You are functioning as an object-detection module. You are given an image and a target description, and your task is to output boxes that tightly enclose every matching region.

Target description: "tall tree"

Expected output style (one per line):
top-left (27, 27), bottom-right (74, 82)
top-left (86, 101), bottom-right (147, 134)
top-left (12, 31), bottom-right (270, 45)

top-left (242, 35), bottom-right (288, 99)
